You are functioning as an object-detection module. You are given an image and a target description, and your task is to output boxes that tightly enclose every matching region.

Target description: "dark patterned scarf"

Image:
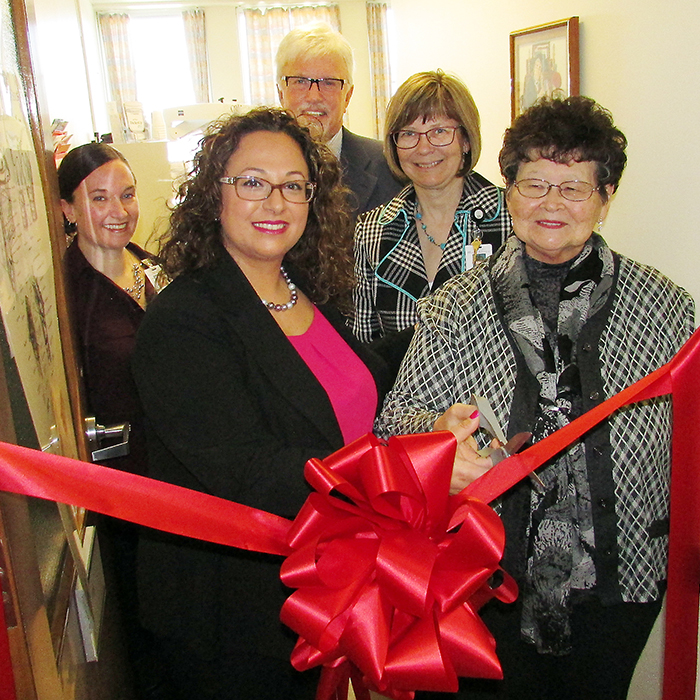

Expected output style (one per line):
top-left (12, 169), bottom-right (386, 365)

top-left (492, 234), bottom-right (614, 654)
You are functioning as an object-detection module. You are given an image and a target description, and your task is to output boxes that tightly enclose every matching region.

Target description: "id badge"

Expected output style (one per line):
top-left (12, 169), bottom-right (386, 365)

top-left (466, 242), bottom-right (492, 269)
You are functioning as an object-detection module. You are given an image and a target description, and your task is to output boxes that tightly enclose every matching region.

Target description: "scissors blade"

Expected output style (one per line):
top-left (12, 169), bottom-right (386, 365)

top-left (471, 394), bottom-right (508, 444)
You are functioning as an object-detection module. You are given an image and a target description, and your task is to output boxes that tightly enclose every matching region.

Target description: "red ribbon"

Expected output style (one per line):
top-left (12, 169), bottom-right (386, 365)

top-left (0, 328), bottom-right (698, 699)
top-left (0, 569), bottom-right (16, 700)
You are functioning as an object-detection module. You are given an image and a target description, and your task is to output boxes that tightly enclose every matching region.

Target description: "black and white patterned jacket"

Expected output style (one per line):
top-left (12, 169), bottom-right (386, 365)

top-left (377, 237), bottom-right (695, 605)
top-left (351, 172), bottom-right (512, 343)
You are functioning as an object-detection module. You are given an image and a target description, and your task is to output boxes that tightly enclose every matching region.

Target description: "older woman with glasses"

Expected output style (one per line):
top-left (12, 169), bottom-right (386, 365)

top-left (132, 107), bottom-right (386, 700)
top-left (351, 70), bottom-right (511, 353)
top-left (377, 96), bottom-right (694, 699)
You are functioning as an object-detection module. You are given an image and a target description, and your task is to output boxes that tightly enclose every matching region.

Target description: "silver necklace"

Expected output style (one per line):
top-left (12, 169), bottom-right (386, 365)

top-left (260, 267), bottom-right (298, 312)
top-left (123, 262), bottom-right (144, 301)
top-left (415, 206), bottom-right (447, 251)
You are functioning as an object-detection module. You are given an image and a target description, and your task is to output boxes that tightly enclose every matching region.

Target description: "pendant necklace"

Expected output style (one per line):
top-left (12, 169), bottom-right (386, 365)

top-left (123, 262), bottom-right (145, 302)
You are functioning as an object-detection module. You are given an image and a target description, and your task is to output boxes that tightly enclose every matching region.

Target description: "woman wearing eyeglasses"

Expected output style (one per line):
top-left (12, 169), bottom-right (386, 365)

top-left (351, 70), bottom-right (511, 352)
top-left (377, 97), bottom-right (694, 699)
top-left (132, 108), bottom-right (386, 700)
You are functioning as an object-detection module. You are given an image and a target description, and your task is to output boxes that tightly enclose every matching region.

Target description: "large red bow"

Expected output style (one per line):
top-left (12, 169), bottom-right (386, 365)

top-left (280, 432), bottom-right (517, 699)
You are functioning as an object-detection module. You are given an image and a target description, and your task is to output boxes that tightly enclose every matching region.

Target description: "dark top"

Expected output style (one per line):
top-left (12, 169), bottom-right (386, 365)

top-left (340, 127), bottom-right (402, 221)
top-left (64, 238), bottom-right (156, 475)
top-left (132, 249), bottom-right (388, 662)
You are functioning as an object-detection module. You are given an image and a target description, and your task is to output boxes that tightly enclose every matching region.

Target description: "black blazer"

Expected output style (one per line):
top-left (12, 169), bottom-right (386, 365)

top-left (340, 127), bottom-right (401, 221)
top-left (132, 251), bottom-right (386, 662)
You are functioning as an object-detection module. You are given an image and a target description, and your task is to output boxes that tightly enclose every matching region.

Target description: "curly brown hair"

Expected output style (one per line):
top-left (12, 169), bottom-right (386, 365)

top-left (499, 96), bottom-right (627, 203)
top-left (159, 107), bottom-right (355, 309)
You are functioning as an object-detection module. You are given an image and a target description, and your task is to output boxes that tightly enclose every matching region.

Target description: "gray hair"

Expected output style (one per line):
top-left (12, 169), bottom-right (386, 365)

top-left (275, 22), bottom-right (354, 86)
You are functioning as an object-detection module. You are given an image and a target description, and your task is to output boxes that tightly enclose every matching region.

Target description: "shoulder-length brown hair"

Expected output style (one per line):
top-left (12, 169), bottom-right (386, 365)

top-left (159, 107), bottom-right (354, 309)
top-left (383, 69), bottom-right (482, 183)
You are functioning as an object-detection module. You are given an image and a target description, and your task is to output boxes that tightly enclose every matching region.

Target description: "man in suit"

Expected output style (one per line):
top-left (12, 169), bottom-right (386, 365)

top-left (276, 23), bottom-right (401, 220)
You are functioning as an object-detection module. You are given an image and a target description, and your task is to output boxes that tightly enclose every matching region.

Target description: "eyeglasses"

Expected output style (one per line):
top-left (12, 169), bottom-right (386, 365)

top-left (513, 179), bottom-right (598, 202)
top-left (219, 176), bottom-right (316, 204)
top-left (283, 76), bottom-right (346, 94)
top-left (392, 126), bottom-right (461, 149)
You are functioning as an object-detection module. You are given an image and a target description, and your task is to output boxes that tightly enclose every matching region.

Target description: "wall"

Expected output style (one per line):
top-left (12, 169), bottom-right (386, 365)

top-left (390, 0), bottom-right (700, 320)
top-left (33, 0), bottom-right (700, 319)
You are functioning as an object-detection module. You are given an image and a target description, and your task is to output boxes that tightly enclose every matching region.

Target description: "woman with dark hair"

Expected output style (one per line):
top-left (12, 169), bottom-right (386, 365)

top-left (377, 96), bottom-right (694, 699)
top-left (352, 70), bottom-right (511, 347)
top-left (58, 143), bottom-right (167, 698)
top-left (59, 143), bottom-right (164, 475)
top-left (132, 107), bottom-right (386, 700)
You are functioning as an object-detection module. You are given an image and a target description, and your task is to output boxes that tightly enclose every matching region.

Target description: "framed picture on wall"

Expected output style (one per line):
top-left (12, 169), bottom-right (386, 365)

top-left (510, 17), bottom-right (579, 120)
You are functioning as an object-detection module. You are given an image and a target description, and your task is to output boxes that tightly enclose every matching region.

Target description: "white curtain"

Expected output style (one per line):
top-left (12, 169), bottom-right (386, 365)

top-left (183, 9), bottom-right (211, 103)
top-left (97, 13), bottom-right (137, 129)
top-left (242, 4), bottom-right (341, 106)
top-left (366, 2), bottom-right (391, 139)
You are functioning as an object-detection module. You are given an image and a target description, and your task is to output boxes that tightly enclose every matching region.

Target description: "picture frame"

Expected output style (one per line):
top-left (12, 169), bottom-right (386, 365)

top-left (510, 17), bottom-right (580, 120)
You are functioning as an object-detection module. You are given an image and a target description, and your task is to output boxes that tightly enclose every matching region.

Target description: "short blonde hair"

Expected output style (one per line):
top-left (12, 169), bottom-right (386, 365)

top-left (276, 23), bottom-right (354, 86)
top-left (384, 70), bottom-right (481, 182)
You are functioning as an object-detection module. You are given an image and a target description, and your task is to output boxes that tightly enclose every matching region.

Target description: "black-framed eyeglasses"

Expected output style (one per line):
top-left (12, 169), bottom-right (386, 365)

top-left (283, 76), bottom-right (346, 94)
top-left (392, 126), bottom-right (461, 149)
top-left (219, 176), bottom-right (316, 204)
top-left (513, 179), bottom-right (598, 202)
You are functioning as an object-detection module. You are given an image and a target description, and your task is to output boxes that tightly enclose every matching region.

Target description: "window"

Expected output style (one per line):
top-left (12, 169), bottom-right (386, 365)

top-left (128, 15), bottom-right (195, 121)
top-left (238, 4), bottom-right (341, 106)
top-left (97, 10), bottom-right (210, 138)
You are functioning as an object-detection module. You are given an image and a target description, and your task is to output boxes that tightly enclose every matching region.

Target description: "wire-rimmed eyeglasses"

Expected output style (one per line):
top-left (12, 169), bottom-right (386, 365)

top-left (513, 179), bottom-right (598, 202)
top-left (219, 176), bottom-right (316, 204)
top-left (283, 76), bottom-right (346, 94)
top-left (392, 126), bottom-right (461, 150)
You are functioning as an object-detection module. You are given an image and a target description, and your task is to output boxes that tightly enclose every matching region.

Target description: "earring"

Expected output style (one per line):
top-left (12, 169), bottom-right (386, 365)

top-left (597, 219), bottom-right (604, 233)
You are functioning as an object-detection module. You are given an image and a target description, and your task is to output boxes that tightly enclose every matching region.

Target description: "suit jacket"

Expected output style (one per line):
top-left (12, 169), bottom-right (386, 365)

top-left (339, 127), bottom-right (401, 221)
top-left (132, 249), bottom-right (386, 662)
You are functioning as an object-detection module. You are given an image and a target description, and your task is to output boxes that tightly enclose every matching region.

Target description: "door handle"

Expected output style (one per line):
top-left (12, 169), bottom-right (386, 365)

top-left (84, 416), bottom-right (130, 461)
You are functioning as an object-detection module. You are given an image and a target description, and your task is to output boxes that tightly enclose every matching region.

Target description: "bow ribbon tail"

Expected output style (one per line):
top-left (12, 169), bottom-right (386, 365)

top-left (315, 660), bottom-right (373, 700)
top-left (0, 566), bottom-right (16, 700)
top-left (663, 332), bottom-right (700, 700)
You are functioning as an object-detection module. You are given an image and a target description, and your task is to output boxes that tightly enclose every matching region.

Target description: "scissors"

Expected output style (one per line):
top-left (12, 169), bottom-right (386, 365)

top-left (471, 394), bottom-right (544, 491)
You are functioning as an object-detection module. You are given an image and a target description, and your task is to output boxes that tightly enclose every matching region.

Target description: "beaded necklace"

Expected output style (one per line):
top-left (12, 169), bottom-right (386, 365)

top-left (260, 267), bottom-right (298, 312)
top-left (415, 206), bottom-right (447, 251)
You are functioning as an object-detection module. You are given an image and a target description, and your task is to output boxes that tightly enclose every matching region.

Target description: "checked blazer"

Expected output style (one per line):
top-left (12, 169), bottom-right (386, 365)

top-left (377, 236), bottom-right (695, 604)
top-left (351, 172), bottom-right (512, 343)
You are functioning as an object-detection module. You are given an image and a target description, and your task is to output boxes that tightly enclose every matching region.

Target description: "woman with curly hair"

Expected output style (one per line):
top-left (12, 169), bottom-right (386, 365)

top-left (132, 107), bottom-right (386, 700)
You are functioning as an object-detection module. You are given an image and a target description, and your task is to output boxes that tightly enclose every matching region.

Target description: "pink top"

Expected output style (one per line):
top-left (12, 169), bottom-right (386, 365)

top-left (288, 308), bottom-right (377, 444)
